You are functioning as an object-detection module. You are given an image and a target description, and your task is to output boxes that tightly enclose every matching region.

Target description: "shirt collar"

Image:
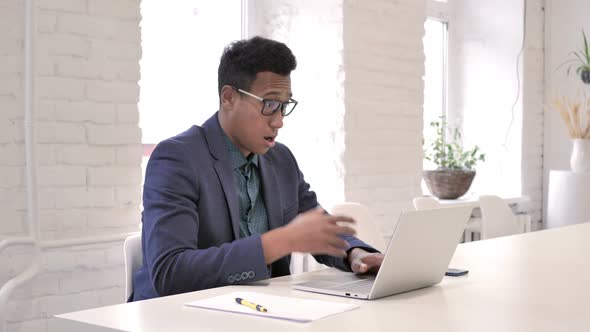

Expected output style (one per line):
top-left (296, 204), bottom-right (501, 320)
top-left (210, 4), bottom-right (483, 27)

top-left (221, 132), bottom-right (259, 170)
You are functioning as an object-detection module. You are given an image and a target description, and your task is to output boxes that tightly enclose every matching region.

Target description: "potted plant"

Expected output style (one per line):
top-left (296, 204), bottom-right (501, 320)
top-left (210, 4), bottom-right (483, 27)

top-left (557, 30), bottom-right (590, 84)
top-left (422, 117), bottom-right (486, 199)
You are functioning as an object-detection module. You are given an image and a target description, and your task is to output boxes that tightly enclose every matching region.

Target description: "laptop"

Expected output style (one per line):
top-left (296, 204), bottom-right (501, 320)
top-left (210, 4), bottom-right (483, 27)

top-left (293, 206), bottom-right (472, 300)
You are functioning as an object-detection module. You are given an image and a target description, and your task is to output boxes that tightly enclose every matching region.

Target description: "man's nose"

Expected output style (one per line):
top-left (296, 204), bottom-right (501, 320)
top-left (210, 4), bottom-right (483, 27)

top-left (269, 111), bottom-right (284, 128)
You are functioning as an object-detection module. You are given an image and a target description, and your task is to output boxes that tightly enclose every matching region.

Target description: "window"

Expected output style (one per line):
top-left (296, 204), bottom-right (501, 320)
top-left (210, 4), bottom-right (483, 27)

top-left (423, 0), bottom-right (449, 173)
top-left (422, 0), bottom-right (525, 198)
top-left (139, 0), bottom-right (244, 167)
top-left (422, 18), bottom-right (448, 171)
top-left (422, 1), bottom-right (450, 194)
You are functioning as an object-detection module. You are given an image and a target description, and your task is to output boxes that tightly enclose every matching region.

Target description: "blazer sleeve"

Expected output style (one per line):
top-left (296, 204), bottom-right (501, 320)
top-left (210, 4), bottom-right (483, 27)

top-left (142, 140), bottom-right (269, 297)
top-left (284, 147), bottom-right (380, 272)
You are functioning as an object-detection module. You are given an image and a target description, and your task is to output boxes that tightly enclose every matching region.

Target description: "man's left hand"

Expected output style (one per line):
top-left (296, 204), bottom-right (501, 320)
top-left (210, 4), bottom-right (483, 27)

top-left (347, 248), bottom-right (384, 274)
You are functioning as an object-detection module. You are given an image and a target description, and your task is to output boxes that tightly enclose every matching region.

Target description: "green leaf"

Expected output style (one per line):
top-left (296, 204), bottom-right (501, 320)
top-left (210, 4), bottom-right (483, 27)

top-left (555, 32), bottom-right (590, 75)
top-left (422, 118), bottom-right (486, 170)
top-left (573, 51), bottom-right (586, 64)
top-left (583, 30), bottom-right (590, 63)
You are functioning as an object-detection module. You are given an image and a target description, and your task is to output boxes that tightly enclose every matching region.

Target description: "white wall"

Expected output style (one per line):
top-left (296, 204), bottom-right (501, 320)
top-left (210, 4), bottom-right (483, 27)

top-left (0, 2), bottom-right (25, 240)
top-left (1, 1), bottom-right (142, 331)
top-left (343, 0), bottom-right (425, 239)
top-left (543, 0), bottom-right (590, 222)
top-left (521, 0), bottom-right (545, 226)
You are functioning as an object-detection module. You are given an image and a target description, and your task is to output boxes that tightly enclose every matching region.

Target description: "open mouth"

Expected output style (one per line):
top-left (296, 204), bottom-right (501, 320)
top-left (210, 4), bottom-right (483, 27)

top-left (264, 136), bottom-right (275, 144)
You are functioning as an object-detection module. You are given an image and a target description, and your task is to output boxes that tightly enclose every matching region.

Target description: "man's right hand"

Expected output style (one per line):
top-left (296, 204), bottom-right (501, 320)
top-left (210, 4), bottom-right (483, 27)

top-left (260, 207), bottom-right (356, 264)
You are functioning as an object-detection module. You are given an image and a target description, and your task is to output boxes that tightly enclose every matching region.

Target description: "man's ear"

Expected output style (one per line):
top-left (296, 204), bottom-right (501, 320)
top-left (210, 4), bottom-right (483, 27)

top-left (220, 85), bottom-right (237, 110)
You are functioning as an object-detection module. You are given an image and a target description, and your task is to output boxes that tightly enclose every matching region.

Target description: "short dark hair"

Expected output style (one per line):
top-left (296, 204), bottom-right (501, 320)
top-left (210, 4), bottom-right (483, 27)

top-left (217, 36), bottom-right (297, 97)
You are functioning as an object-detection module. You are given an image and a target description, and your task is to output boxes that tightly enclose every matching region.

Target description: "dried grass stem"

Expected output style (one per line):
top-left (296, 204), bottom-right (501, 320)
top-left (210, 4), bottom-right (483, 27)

top-left (551, 95), bottom-right (590, 139)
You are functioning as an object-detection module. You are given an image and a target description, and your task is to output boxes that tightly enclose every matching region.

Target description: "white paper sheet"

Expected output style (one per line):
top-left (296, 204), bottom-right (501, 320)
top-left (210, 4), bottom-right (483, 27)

top-left (184, 291), bottom-right (359, 323)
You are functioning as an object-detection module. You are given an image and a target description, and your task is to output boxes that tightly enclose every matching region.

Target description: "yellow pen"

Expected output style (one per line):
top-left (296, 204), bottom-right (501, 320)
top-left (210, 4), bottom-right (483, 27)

top-left (235, 297), bottom-right (268, 312)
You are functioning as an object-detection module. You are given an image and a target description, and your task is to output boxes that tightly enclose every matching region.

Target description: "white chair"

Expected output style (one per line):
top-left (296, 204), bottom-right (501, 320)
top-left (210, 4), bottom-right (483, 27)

top-left (478, 195), bottom-right (529, 240)
top-left (463, 218), bottom-right (482, 242)
top-left (124, 233), bottom-right (142, 301)
top-left (412, 196), bottom-right (440, 210)
top-left (412, 196), bottom-right (481, 242)
top-left (331, 202), bottom-right (386, 252)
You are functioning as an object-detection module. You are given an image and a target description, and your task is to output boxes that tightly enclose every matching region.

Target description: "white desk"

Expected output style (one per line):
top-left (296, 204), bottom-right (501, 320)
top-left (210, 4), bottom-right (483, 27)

top-left (439, 195), bottom-right (530, 211)
top-left (54, 222), bottom-right (590, 332)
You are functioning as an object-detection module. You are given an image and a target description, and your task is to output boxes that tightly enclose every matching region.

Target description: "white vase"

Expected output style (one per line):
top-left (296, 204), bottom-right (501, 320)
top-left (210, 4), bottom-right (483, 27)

top-left (570, 139), bottom-right (590, 173)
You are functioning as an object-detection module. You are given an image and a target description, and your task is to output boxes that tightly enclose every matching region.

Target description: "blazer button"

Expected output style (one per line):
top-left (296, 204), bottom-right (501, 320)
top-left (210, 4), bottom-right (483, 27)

top-left (234, 273), bottom-right (241, 282)
top-left (228, 275), bottom-right (235, 283)
top-left (247, 271), bottom-right (255, 279)
top-left (241, 272), bottom-right (248, 280)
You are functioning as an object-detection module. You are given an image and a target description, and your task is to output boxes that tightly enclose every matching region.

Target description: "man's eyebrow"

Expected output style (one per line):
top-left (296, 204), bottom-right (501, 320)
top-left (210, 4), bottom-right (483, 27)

top-left (264, 90), bottom-right (293, 98)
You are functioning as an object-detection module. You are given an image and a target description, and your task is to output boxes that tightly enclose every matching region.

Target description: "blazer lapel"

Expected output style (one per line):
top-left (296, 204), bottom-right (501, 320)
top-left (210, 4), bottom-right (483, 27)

top-left (213, 161), bottom-right (240, 239)
top-left (259, 157), bottom-right (283, 230)
top-left (203, 113), bottom-right (241, 239)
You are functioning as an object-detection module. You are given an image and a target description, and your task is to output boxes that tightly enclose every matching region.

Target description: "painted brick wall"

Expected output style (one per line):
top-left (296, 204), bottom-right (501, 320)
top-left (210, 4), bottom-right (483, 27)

top-left (0, 0), bottom-right (142, 331)
top-left (522, 0), bottom-right (545, 228)
top-left (0, 1), bottom-right (25, 244)
top-left (343, 0), bottom-right (425, 239)
top-left (0, 0), bottom-right (27, 307)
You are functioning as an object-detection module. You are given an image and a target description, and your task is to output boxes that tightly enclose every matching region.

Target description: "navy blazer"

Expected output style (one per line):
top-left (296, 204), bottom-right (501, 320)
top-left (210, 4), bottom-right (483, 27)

top-left (132, 113), bottom-right (375, 301)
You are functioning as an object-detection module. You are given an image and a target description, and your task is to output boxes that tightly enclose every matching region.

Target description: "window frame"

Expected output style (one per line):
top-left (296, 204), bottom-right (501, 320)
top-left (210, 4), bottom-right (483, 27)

top-left (425, 0), bottom-right (450, 124)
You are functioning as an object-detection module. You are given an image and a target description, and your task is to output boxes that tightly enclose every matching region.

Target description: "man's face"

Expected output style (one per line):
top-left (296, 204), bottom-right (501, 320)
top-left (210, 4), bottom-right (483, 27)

top-left (229, 71), bottom-right (292, 156)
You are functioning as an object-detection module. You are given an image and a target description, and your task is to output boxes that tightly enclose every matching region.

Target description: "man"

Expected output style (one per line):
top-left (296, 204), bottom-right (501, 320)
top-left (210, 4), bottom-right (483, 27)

top-left (132, 36), bottom-right (384, 301)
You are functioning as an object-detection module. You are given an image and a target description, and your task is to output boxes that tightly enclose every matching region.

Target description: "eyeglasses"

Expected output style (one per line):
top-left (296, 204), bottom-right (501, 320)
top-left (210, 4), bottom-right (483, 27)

top-left (234, 87), bottom-right (298, 116)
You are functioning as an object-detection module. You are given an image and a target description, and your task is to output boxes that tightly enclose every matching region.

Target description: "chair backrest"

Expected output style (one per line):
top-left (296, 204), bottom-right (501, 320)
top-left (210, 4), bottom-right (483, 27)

top-left (124, 233), bottom-right (142, 301)
top-left (412, 196), bottom-right (441, 210)
top-left (478, 195), bottom-right (520, 239)
top-left (331, 202), bottom-right (386, 252)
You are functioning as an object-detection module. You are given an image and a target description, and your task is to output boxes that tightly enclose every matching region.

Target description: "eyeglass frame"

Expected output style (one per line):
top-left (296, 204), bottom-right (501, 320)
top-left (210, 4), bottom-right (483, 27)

top-left (232, 86), bottom-right (298, 116)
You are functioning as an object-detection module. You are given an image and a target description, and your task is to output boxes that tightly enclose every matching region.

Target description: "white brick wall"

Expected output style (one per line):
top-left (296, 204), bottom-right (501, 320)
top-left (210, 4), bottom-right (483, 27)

top-left (86, 124), bottom-right (142, 145)
top-left (343, 0), bottom-right (425, 239)
top-left (1, 0), bottom-right (142, 331)
top-left (38, 0), bottom-right (86, 13)
top-left (56, 145), bottom-right (116, 165)
top-left (0, 0), bottom-right (24, 247)
top-left (522, 0), bottom-right (545, 228)
top-left (5, 243), bottom-right (126, 331)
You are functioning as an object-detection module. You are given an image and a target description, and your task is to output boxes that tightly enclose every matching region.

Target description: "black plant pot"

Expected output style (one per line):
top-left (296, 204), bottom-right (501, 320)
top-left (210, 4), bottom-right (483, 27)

top-left (582, 69), bottom-right (590, 84)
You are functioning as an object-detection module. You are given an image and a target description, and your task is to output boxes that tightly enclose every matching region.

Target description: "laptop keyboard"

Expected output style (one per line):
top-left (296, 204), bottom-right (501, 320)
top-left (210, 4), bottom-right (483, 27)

top-left (330, 279), bottom-right (374, 293)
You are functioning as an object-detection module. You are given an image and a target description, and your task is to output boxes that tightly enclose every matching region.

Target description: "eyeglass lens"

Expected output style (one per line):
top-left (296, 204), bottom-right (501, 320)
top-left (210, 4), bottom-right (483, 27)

top-left (262, 100), bottom-right (296, 116)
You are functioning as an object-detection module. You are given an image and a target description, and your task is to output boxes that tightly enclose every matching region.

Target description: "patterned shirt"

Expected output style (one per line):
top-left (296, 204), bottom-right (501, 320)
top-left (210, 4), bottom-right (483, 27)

top-left (222, 134), bottom-right (269, 238)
